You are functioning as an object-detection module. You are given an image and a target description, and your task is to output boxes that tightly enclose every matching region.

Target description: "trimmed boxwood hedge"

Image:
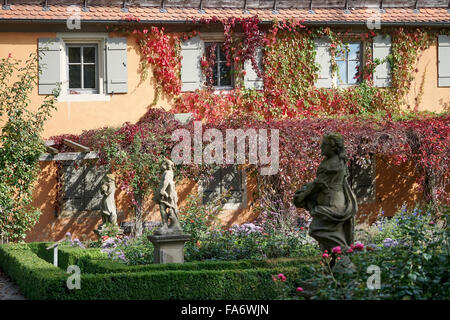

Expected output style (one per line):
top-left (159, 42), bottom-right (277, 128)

top-left (0, 243), bottom-right (317, 300)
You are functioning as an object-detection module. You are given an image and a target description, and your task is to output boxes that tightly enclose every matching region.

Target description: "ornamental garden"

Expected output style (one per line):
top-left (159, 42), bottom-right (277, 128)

top-left (0, 1), bottom-right (449, 300)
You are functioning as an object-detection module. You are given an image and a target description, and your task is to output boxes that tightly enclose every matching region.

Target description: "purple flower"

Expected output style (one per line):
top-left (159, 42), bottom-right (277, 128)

top-left (383, 238), bottom-right (398, 248)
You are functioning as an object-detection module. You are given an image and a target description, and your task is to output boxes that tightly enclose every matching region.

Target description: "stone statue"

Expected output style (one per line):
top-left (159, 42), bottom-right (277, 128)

top-left (293, 133), bottom-right (357, 271)
top-left (99, 173), bottom-right (118, 228)
top-left (154, 158), bottom-right (183, 235)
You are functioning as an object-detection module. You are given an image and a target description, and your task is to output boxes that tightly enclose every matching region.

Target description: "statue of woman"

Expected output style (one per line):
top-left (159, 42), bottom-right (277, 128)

top-left (154, 158), bottom-right (183, 235)
top-left (100, 173), bottom-right (118, 227)
top-left (293, 133), bottom-right (357, 266)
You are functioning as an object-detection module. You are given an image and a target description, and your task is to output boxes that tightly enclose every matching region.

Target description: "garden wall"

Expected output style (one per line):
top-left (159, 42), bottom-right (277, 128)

top-left (27, 154), bottom-right (422, 242)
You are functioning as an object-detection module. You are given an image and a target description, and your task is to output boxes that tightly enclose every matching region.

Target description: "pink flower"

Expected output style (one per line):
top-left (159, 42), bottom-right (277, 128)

top-left (332, 246), bottom-right (342, 254)
top-left (8, 53), bottom-right (12, 58)
top-left (296, 287), bottom-right (304, 292)
top-left (429, 221), bottom-right (435, 225)
top-left (354, 243), bottom-right (364, 251)
top-left (300, 227), bottom-right (305, 231)
top-left (143, 29), bottom-right (148, 34)
top-left (277, 273), bottom-right (286, 282)
top-left (346, 248), bottom-right (353, 253)
top-left (322, 253), bottom-right (329, 259)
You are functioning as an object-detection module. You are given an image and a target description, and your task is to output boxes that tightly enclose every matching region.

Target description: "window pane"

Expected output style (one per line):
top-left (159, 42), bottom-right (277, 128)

top-left (335, 47), bottom-right (346, 61)
top-left (337, 60), bottom-right (347, 84)
top-left (68, 47), bottom-right (81, 63)
top-left (348, 60), bottom-right (360, 84)
top-left (83, 47), bottom-right (96, 63)
top-left (212, 63), bottom-right (218, 86)
top-left (205, 43), bottom-right (217, 60)
top-left (83, 65), bottom-right (96, 88)
top-left (218, 44), bottom-right (227, 61)
top-left (348, 43), bottom-right (361, 60)
top-left (219, 62), bottom-right (232, 86)
top-left (68, 65), bottom-right (81, 88)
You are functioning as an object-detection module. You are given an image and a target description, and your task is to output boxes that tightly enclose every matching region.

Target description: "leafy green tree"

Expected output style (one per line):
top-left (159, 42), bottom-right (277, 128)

top-left (0, 53), bottom-right (58, 241)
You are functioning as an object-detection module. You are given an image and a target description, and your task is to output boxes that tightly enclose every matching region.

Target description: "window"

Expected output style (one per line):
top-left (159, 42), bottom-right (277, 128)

top-left (67, 45), bottom-right (98, 94)
top-left (38, 34), bottom-right (128, 101)
top-left (60, 162), bottom-right (107, 215)
top-left (336, 42), bottom-right (361, 85)
top-left (348, 156), bottom-right (376, 203)
top-left (200, 166), bottom-right (246, 210)
top-left (205, 42), bottom-right (234, 89)
top-left (180, 35), bottom-right (262, 92)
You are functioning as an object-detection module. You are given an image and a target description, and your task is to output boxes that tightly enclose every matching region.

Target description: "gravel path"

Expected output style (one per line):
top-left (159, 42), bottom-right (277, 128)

top-left (0, 269), bottom-right (26, 300)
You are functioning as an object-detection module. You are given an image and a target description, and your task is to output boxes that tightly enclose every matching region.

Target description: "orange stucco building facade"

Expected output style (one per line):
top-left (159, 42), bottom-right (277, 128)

top-left (0, 2), bottom-right (448, 242)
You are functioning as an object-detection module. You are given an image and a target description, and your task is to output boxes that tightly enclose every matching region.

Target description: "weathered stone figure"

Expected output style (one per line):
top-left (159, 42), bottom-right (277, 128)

top-left (100, 173), bottom-right (118, 228)
top-left (154, 158), bottom-right (183, 235)
top-left (293, 133), bottom-right (357, 270)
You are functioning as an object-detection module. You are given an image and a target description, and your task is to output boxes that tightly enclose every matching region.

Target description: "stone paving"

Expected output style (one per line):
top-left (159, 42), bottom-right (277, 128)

top-left (0, 269), bottom-right (26, 300)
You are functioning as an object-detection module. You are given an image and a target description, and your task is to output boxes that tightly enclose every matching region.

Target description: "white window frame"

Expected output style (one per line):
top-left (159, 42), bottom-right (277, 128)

top-left (66, 44), bottom-right (99, 94)
top-left (335, 41), bottom-right (363, 87)
top-left (56, 32), bottom-right (110, 102)
top-left (205, 42), bottom-right (235, 90)
top-left (200, 33), bottom-right (236, 92)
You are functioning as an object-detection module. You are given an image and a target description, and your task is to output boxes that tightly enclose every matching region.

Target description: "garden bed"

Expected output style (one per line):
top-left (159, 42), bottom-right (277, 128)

top-left (0, 243), bottom-right (316, 300)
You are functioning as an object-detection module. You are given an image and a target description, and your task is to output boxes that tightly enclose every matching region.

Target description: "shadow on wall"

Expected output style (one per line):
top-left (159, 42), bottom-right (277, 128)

top-left (27, 154), bottom-right (424, 242)
top-left (357, 155), bottom-right (423, 224)
top-left (26, 166), bottom-right (200, 242)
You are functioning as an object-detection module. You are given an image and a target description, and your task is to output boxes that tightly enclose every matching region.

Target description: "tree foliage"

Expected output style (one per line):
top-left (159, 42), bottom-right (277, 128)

top-left (0, 53), bottom-right (58, 241)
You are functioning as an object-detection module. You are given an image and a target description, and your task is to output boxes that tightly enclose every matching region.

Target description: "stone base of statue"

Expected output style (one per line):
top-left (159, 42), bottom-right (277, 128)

top-left (148, 233), bottom-right (191, 264)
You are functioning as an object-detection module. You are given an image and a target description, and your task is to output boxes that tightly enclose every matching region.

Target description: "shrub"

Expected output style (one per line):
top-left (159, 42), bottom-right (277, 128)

top-left (0, 53), bottom-right (58, 241)
top-left (293, 205), bottom-right (450, 300)
top-left (0, 243), bottom-right (317, 300)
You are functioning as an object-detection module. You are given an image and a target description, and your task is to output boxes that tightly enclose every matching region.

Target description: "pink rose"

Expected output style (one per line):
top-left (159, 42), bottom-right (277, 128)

top-left (332, 246), bottom-right (342, 254)
top-left (296, 287), bottom-right (304, 292)
top-left (277, 273), bottom-right (286, 282)
top-left (322, 253), bottom-right (329, 259)
top-left (355, 243), bottom-right (364, 251)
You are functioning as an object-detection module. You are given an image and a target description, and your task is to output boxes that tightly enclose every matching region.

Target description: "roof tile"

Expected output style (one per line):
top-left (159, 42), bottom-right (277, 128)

top-left (0, 4), bottom-right (448, 23)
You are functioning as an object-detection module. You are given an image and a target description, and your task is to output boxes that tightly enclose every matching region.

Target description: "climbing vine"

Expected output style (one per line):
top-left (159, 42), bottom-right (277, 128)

top-left (114, 16), bottom-right (437, 120)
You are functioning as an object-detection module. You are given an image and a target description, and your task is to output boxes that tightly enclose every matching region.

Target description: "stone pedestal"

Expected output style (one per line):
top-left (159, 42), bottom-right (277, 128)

top-left (148, 233), bottom-right (191, 264)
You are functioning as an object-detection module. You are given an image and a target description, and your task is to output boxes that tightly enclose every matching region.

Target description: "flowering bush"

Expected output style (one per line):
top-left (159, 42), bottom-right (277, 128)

top-left (291, 205), bottom-right (449, 300)
top-left (100, 232), bottom-right (154, 265)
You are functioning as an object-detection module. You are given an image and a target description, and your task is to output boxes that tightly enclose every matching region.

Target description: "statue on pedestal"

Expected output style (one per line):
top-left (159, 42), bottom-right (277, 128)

top-left (293, 133), bottom-right (358, 272)
top-left (154, 158), bottom-right (183, 235)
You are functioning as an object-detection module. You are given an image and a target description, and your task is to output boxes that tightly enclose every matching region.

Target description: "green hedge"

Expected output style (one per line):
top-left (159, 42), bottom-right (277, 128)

top-left (73, 253), bottom-right (318, 274)
top-left (0, 244), bottom-right (317, 300)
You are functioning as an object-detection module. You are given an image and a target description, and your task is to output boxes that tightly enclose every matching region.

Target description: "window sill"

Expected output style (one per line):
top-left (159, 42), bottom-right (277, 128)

top-left (213, 88), bottom-right (235, 94)
top-left (57, 93), bottom-right (111, 102)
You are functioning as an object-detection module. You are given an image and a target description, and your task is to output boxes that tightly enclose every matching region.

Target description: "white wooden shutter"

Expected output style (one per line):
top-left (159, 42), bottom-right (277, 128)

top-left (373, 35), bottom-right (392, 87)
top-left (244, 47), bottom-right (264, 90)
top-left (106, 38), bottom-right (128, 93)
top-left (438, 35), bottom-right (450, 87)
top-left (314, 38), bottom-right (333, 88)
top-left (181, 36), bottom-right (204, 91)
top-left (38, 38), bottom-right (61, 95)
